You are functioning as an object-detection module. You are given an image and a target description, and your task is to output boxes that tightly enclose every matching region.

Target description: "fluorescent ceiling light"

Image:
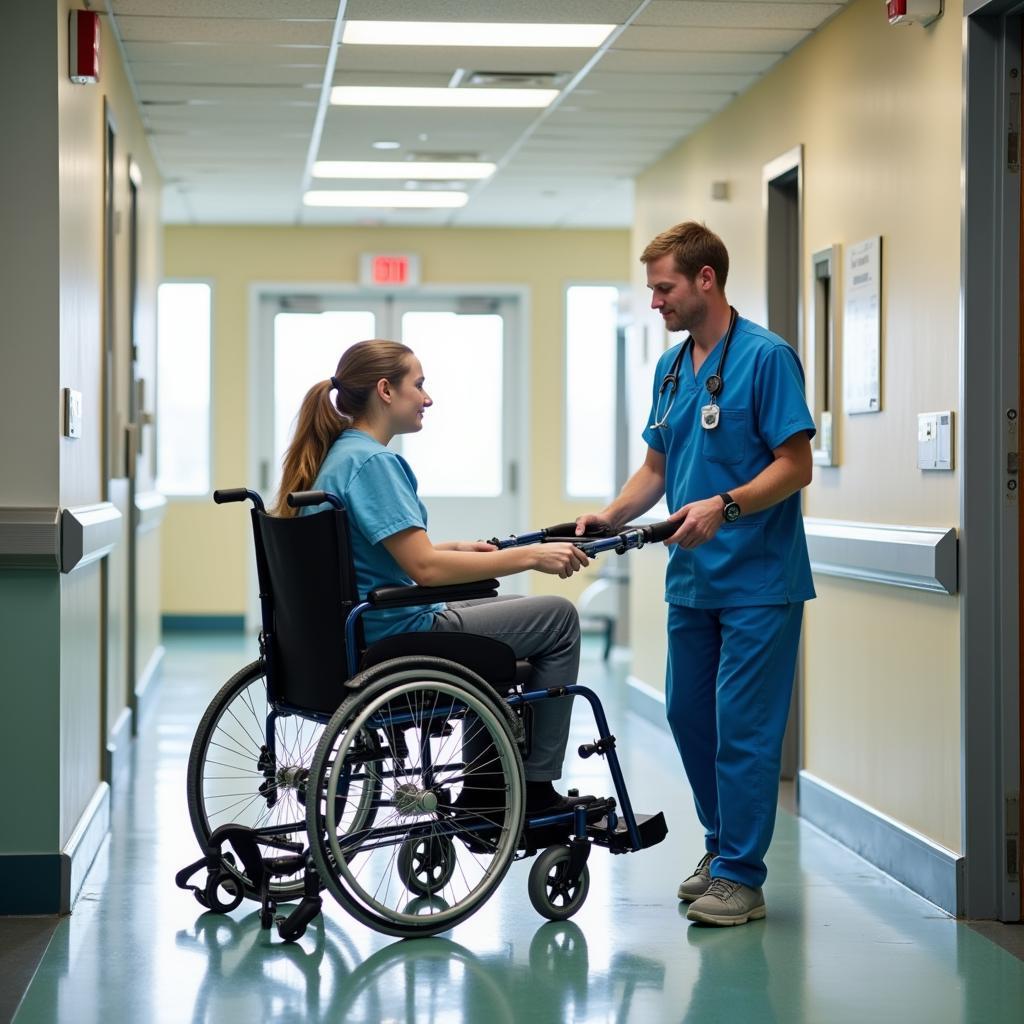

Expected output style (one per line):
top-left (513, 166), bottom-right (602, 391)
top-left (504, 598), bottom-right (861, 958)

top-left (312, 160), bottom-right (495, 180)
top-left (303, 190), bottom-right (468, 208)
top-left (331, 86), bottom-right (556, 108)
top-left (342, 21), bottom-right (615, 48)
top-left (371, 140), bottom-right (401, 150)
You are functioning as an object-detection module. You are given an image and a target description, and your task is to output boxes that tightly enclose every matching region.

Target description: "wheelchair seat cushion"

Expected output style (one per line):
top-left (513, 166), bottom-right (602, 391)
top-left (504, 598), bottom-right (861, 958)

top-left (360, 631), bottom-right (527, 693)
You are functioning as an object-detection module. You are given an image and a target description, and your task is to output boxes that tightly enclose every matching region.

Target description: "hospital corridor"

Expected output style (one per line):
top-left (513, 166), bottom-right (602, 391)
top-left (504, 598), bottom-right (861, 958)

top-left (2, 1), bottom-right (1024, 1022)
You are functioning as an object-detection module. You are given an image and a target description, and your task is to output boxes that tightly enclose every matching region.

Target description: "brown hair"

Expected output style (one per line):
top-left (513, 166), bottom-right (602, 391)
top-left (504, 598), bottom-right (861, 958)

top-left (272, 339), bottom-right (414, 516)
top-left (640, 221), bottom-right (729, 290)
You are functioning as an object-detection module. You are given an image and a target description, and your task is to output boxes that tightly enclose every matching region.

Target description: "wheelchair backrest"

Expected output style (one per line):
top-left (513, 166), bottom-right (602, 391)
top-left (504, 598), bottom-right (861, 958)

top-left (253, 507), bottom-right (360, 715)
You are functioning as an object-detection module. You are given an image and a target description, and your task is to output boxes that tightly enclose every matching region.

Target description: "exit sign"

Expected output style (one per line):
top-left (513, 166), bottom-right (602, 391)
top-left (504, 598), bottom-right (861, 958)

top-left (360, 253), bottom-right (420, 288)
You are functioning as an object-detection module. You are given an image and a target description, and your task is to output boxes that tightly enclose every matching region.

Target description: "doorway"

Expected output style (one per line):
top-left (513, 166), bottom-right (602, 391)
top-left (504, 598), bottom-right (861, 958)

top-left (764, 146), bottom-right (804, 784)
top-left (963, 1), bottom-right (1023, 921)
top-left (101, 105), bottom-right (131, 783)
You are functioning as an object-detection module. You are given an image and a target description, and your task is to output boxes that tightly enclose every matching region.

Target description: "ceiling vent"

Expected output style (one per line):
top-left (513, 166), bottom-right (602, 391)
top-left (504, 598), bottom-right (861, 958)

top-left (449, 69), bottom-right (570, 90)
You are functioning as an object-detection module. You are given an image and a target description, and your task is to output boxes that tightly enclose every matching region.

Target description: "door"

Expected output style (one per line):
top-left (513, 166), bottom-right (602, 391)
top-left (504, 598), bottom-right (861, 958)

top-left (1019, 20), bottom-right (1024, 916)
top-left (101, 106), bottom-right (132, 781)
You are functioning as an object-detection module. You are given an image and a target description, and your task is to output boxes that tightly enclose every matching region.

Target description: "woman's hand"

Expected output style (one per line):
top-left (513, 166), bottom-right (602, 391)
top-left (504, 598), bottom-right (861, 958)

top-left (530, 542), bottom-right (590, 579)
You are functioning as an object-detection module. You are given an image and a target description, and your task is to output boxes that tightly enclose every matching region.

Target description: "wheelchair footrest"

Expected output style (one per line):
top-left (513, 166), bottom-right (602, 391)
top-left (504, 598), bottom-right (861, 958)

top-left (588, 810), bottom-right (668, 853)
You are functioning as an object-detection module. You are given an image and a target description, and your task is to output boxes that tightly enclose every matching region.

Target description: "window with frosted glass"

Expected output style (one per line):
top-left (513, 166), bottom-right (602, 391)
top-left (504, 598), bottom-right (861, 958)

top-left (156, 282), bottom-right (212, 496)
top-left (565, 286), bottom-right (618, 498)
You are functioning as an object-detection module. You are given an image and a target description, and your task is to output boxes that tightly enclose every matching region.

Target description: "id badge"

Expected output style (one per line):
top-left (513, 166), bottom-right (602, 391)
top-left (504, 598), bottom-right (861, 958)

top-left (700, 403), bottom-right (720, 430)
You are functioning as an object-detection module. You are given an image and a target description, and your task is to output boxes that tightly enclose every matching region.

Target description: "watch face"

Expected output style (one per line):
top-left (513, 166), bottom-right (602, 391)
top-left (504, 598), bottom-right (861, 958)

top-left (724, 503), bottom-right (740, 523)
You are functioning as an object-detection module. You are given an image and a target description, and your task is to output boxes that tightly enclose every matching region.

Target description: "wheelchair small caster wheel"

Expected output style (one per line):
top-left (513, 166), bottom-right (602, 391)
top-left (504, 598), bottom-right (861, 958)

top-left (528, 845), bottom-right (590, 922)
top-left (259, 906), bottom-right (275, 930)
top-left (278, 922), bottom-right (306, 943)
top-left (204, 871), bottom-right (244, 914)
top-left (398, 836), bottom-right (457, 896)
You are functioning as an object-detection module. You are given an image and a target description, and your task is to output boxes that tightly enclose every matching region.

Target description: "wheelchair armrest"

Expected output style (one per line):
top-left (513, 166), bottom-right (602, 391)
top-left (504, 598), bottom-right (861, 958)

top-left (367, 578), bottom-right (499, 609)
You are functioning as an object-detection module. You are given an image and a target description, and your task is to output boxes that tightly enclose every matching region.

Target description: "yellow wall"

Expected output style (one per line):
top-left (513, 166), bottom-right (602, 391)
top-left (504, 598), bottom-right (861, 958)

top-left (162, 226), bottom-right (629, 615)
top-left (629, 0), bottom-right (962, 850)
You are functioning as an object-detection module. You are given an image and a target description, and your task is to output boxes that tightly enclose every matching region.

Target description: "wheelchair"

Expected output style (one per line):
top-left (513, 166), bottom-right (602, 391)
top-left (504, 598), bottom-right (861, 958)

top-left (177, 487), bottom-right (673, 941)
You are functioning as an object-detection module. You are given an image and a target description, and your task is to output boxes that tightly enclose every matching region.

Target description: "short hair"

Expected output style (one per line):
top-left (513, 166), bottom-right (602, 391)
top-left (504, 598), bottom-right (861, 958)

top-left (640, 221), bottom-right (729, 289)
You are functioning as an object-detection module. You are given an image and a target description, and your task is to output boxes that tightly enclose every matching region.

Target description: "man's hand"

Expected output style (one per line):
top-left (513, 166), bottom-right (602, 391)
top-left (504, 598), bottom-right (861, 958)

top-left (664, 497), bottom-right (724, 549)
top-left (574, 513), bottom-right (615, 536)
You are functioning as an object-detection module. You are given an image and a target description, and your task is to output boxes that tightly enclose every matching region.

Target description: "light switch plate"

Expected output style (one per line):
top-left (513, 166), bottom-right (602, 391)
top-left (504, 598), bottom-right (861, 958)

top-left (64, 388), bottom-right (82, 439)
top-left (918, 410), bottom-right (953, 470)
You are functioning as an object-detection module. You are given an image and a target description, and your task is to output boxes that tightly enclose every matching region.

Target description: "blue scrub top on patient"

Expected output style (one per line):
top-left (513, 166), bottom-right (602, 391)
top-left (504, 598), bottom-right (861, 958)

top-left (642, 315), bottom-right (816, 608)
top-left (304, 428), bottom-right (443, 643)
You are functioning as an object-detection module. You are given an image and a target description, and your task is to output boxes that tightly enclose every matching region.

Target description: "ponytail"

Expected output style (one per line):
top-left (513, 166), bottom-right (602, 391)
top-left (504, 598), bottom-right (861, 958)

top-left (271, 338), bottom-right (413, 516)
top-left (272, 379), bottom-right (350, 516)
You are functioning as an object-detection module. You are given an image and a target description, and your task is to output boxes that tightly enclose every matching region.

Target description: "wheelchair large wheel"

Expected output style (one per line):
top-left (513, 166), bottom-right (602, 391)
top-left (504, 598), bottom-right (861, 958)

top-left (307, 659), bottom-right (524, 937)
top-left (187, 660), bottom-right (381, 902)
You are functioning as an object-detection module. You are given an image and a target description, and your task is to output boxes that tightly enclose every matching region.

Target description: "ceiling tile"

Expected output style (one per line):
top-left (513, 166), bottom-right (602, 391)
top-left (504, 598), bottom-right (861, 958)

top-left (114, 1), bottom-right (339, 15)
top-left (123, 41), bottom-right (329, 64)
top-left (583, 70), bottom-right (759, 92)
top-left (614, 25), bottom-right (808, 52)
top-left (131, 62), bottom-right (324, 85)
top-left (597, 48), bottom-right (782, 73)
top-left (636, 2), bottom-right (842, 30)
top-left (115, 16), bottom-right (334, 45)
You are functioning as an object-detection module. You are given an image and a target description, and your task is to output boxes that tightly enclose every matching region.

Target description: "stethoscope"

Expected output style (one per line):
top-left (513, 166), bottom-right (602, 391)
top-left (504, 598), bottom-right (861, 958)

top-left (649, 307), bottom-right (739, 431)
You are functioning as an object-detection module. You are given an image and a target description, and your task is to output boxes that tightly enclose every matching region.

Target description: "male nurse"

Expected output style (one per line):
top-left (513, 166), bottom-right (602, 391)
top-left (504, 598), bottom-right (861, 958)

top-left (577, 221), bottom-right (816, 926)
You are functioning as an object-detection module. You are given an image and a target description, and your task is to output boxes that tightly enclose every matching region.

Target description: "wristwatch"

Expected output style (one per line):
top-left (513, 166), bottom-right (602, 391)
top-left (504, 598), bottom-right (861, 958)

top-left (719, 492), bottom-right (741, 523)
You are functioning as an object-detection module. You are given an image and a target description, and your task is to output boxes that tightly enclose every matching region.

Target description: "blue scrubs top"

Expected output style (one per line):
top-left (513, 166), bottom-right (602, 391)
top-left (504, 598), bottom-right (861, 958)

top-left (642, 316), bottom-right (816, 609)
top-left (305, 428), bottom-right (443, 643)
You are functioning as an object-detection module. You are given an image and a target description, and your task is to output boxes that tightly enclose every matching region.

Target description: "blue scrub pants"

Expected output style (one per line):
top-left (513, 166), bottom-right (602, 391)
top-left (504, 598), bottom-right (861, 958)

top-left (666, 601), bottom-right (804, 889)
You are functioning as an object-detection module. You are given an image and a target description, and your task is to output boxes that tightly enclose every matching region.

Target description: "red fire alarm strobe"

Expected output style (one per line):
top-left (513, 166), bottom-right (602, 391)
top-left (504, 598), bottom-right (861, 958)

top-left (886, 0), bottom-right (943, 27)
top-left (69, 10), bottom-right (100, 84)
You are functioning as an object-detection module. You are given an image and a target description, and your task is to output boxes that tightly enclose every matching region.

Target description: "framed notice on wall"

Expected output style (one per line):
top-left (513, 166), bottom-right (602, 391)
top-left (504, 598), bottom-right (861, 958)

top-left (842, 236), bottom-right (882, 414)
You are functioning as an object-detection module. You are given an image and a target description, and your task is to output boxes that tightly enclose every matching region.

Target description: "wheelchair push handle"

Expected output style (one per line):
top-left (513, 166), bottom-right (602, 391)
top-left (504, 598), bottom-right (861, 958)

top-left (213, 488), bottom-right (265, 511)
top-left (287, 490), bottom-right (345, 510)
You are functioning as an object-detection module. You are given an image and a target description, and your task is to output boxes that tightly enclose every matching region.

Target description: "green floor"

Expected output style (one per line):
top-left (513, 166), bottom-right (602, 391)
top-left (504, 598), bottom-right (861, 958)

top-left (11, 634), bottom-right (1024, 1023)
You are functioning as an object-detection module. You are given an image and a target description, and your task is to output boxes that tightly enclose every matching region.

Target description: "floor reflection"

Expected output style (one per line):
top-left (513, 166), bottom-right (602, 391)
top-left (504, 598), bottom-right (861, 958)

top-left (175, 911), bottom-right (668, 1024)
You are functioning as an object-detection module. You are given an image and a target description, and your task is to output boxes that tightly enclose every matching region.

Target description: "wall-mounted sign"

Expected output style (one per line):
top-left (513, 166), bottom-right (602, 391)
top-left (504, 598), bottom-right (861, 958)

top-left (843, 236), bottom-right (882, 415)
top-left (359, 253), bottom-right (421, 288)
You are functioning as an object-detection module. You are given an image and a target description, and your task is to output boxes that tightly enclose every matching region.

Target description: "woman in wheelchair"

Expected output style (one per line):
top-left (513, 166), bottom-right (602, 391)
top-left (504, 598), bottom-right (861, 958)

top-left (179, 338), bottom-right (669, 939)
top-left (274, 338), bottom-right (594, 818)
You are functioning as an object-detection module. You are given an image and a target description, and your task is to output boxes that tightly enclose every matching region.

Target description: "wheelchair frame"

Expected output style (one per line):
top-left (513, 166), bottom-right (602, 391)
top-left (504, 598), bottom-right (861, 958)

top-left (177, 487), bottom-right (670, 941)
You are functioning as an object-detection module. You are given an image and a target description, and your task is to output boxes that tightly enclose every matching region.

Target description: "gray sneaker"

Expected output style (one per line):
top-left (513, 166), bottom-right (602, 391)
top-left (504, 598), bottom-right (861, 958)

top-left (686, 877), bottom-right (766, 926)
top-left (676, 851), bottom-right (715, 902)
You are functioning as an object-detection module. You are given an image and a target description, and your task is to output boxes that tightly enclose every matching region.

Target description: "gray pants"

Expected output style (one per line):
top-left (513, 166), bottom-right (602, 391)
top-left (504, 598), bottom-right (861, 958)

top-left (431, 594), bottom-right (581, 781)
